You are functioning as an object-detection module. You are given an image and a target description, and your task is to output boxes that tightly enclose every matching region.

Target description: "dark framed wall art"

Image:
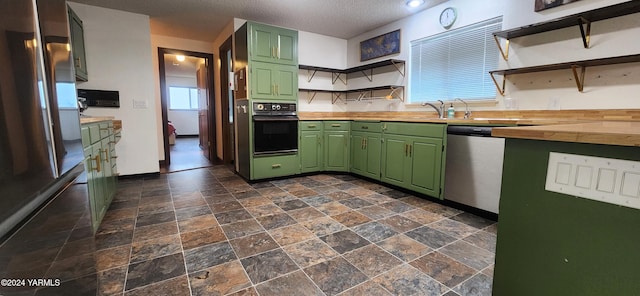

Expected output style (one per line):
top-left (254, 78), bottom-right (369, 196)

top-left (535, 0), bottom-right (582, 12)
top-left (360, 29), bottom-right (401, 61)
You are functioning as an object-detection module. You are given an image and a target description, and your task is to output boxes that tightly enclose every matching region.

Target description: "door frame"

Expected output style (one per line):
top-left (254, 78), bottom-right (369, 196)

top-left (158, 47), bottom-right (216, 165)
top-left (219, 36), bottom-right (233, 164)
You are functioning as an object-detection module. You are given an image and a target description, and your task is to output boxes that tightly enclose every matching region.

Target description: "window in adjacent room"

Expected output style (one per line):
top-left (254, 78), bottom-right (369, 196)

top-left (168, 86), bottom-right (199, 110)
top-left (409, 16), bottom-right (502, 103)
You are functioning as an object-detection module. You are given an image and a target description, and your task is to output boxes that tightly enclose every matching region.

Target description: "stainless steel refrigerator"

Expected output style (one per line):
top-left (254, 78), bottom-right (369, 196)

top-left (0, 0), bottom-right (84, 239)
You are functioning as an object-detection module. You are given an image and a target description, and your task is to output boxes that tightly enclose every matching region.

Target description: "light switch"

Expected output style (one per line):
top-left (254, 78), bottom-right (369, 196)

top-left (596, 168), bottom-right (616, 193)
top-left (133, 100), bottom-right (147, 109)
top-left (575, 165), bottom-right (593, 189)
top-left (555, 162), bottom-right (572, 185)
top-left (620, 172), bottom-right (640, 198)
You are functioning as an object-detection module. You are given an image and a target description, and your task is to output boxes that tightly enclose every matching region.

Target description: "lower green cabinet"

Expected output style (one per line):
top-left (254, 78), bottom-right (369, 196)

top-left (253, 154), bottom-right (300, 179)
top-left (300, 121), bottom-right (323, 173)
top-left (323, 121), bottom-right (350, 172)
top-left (351, 131), bottom-right (381, 180)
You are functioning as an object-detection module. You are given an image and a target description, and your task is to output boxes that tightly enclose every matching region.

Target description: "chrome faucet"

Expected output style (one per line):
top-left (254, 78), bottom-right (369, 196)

top-left (422, 100), bottom-right (445, 119)
top-left (455, 98), bottom-right (471, 119)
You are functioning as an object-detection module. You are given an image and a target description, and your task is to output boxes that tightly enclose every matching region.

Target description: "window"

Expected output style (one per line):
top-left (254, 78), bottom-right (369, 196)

top-left (409, 17), bottom-right (502, 103)
top-left (169, 87), bottom-right (199, 110)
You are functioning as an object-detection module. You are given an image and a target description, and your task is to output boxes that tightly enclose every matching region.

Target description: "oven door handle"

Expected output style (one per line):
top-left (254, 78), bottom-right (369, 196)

top-left (253, 115), bottom-right (299, 121)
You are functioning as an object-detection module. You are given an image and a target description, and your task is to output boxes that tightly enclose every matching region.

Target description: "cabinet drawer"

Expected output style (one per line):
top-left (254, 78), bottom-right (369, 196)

top-left (351, 121), bottom-right (381, 132)
top-left (383, 122), bottom-right (445, 138)
top-left (323, 121), bottom-right (350, 131)
top-left (253, 154), bottom-right (300, 179)
top-left (81, 126), bottom-right (90, 147)
top-left (300, 121), bottom-right (322, 131)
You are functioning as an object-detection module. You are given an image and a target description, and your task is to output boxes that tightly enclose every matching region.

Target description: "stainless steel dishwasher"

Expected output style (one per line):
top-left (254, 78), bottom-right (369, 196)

top-left (444, 125), bottom-right (505, 214)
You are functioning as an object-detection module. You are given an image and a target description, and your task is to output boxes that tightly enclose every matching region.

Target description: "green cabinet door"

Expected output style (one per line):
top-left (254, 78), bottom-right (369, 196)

top-left (381, 135), bottom-right (410, 187)
top-left (351, 131), bottom-right (381, 180)
top-left (409, 137), bottom-right (443, 198)
top-left (300, 131), bottom-right (322, 173)
top-left (251, 61), bottom-right (298, 101)
top-left (85, 143), bottom-right (106, 233)
top-left (324, 132), bottom-right (349, 171)
top-left (249, 23), bottom-right (298, 65)
top-left (68, 6), bottom-right (88, 81)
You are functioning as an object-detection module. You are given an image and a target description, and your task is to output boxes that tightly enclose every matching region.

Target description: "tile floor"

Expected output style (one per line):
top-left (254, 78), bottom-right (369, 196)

top-left (0, 166), bottom-right (497, 296)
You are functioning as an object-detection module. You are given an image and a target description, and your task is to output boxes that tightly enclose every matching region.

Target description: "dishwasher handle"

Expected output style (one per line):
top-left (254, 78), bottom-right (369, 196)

top-left (447, 125), bottom-right (493, 137)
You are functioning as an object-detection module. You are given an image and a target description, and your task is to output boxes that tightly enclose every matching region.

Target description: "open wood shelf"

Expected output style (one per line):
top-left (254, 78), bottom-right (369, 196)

top-left (492, 1), bottom-right (640, 60)
top-left (299, 59), bottom-right (405, 84)
top-left (489, 53), bottom-right (640, 95)
top-left (299, 85), bottom-right (404, 104)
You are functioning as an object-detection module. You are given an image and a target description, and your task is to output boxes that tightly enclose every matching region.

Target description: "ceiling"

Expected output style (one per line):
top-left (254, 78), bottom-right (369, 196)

top-left (69, 0), bottom-right (448, 42)
top-left (164, 54), bottom-right (204, 78)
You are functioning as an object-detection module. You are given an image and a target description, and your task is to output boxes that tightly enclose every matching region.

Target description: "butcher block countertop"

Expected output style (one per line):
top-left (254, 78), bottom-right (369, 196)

top-left (298, 110), bottom-right (640, 147)
top-left (80, 116), bottom-right (122, 133)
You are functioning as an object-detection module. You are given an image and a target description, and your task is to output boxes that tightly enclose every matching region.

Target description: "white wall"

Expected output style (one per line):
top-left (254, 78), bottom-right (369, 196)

top-left (68, 2), bottom-right (159, 176)
top-left (299, 0), bottom-right (639, 112)
top-left (150, 35), bottom-right (214, 160)
top-left (166, 75), bottom-right (199, 135)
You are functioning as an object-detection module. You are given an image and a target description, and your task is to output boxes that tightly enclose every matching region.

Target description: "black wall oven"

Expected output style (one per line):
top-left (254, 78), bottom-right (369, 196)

top-left (252, 102), bottom-right (298, 155)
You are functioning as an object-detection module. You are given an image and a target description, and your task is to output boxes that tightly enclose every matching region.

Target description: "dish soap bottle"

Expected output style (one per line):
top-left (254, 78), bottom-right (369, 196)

top-left (447, 104), bottom-right (455, 119)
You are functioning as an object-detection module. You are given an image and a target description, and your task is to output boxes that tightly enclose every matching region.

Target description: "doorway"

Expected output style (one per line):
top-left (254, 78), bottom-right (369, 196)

top-left (219, 36), bottom-right (234, 164)
top-left (158, 48), bottom-right (216, 173)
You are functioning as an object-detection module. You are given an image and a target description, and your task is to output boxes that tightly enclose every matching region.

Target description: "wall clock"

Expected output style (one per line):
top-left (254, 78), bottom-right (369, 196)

top-left (439, 7), bottom-right (457, 29)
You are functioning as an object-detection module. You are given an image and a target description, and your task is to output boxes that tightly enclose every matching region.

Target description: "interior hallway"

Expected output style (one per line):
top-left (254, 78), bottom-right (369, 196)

top-left (161, 136), bottom-right (214, 173)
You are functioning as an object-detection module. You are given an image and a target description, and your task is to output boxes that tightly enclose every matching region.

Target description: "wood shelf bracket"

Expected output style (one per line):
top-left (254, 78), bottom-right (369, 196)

top-left (577, 17), bottom-right (592, 48)
top-left (571, 65), bottom-right (586, 92)
top-left (494, 35), bottom-right (510, 61)
top-left (490, 72), bottom-right (507, 96)
top-left (391, 60), bottom-right (406, 77)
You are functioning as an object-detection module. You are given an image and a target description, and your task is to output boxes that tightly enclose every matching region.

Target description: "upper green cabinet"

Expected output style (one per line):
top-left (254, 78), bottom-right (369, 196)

top-left (68, 6), bottom-right (88, 81)
top-left (251, 61), bottom-right (298, 101)
top-left (381, 122), bottom-right (446, 199)
top-left (249, 22), bottom-right (298, 65)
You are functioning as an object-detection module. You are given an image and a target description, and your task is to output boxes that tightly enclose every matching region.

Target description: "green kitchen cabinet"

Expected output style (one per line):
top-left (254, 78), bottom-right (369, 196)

top-left (249, 22), bottom-right (298, 65)
top-left (250, 61), bottom-right (298, 101)
top-left (323, 121), bottom-right (350, 172)
top-left (381, 122), bottom-right (445, 199)
top-left (253, 154), bottom-right (300, 179)
top-left (83, 143), bottom-right (105, 233)
top-left (300, 121), bottom-right (323, 173)
top-left (68, 6), bottom-right (88, 81)
top-left (350, 121), bottom-right (382, 180)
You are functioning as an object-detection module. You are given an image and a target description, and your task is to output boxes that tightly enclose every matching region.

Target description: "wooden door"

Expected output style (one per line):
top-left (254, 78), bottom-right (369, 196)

top-left (197, 63), bottom-right (210, 160)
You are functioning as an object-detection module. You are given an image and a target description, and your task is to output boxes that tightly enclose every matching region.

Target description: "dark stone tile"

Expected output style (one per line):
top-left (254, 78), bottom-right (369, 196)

top-left (232, 189), bottom-right (261, 199)
top-left (358, 205), bottom-right (396, 220)
top-left (256, 213), bottom-right (296, 230)
top-left (35, 272), bottom-right (96, 296)
top-left (310, 185), bottom-right (340, 194)
top-left (352, 221), bottom-right (398, 242)
top-left (95, 245), bottom-right (131, 272)
top-left (138, 201), bottom-right (173, 215)
top-left (316, 201), bottom-right (351, 216)
top-left (268, 224), bottom-right (315, 246)
top-left (189, 260), bottom-right (251, 296)
top-left (130, 234), bottom-right (182, 263)
top-left (338, 198), bottom-right (373, 209)
top-left (383, 189), bottom-right (412, 199)
top-left (406, 226), bottom-right (457, 249)
top-left (463, 230), bottom-right (497, 253)
top-left (56, 237), bottom-right (96, 261)
top-left (288, 207), bottom-right (326, 222)
top-left (133, 221), bottom-right (178, 243)
top-left (125, 253), bottom-right (186, 291)
top-left (125, 275), bottom-right (190, 296)
top-left (108, 199), bottom-right (139, 210)
top-left (184, 242), bottom-right (237, 273)
top-left (214, 209), bottom-right (253, 224)
top-left (422, 203), bottom-right (463, 217)
top-left (343, 244), bottom-right (403, 277)
top-left (283, 238), bottom-right (339, 267)
top-left (379, 200), bottom-right (414, 213)
top-left (251, 181), bottom-right (276, 189)
top-left (204, 193), bottom-right (235, 204)
top-left (325, 191), bottom-right (354, 201)
top-left (238, 196), bottom-right (272, 208)
top-left (96, 217), bottom-right (135, 235)
top-left (289, 188), bottom-right (318, 198)
top-left (399, 195), bottom-right (433, 208)
top-left (97, 266), bottom-right (127, 295)
top-left (240, 249), bottom-right (298, 284)
top-left (173, 197), bottom-right (207, 210)
top-left (103, 207), bottom-right (138, 222)
top-left (95, 229), bottom-right (134, 250)
top-left (275, 199), bottom-right (309, 211)
top-left (304, 257), bottom-right (367, 296)
top-left (141, 188), bottom-right (171, 198)
top-left (430, 219), bottom-right (479, 239)
top-left (410, 251), bottom-right (476, 288)
top-left (379, 215), bottom-right (422, 233)
top-left (377, 234), bottom-right (431, 262)
top-left (175, 206), bottom-right (212, 221)
top-left (136, 211), bottom-right (175, 227)
top-left (229, 232), bottom-right (279, 258)
top-left (245, 204), bottom-right (285, 218)
top-left (484, 223), bottom-right (498, 235)
top-left (202, 188), bottom-right (231, 197)
top-left (453, 273), bottom-right (492, 296)
top-left (226, 287), bottom-right (259, 296)
top-left (320, 230), bottom-right (370, 254)
top-left (221, 219), bottom-right (264, 239)
top-left (301, 195), bottom-right (334, 206)
top-left (439, 241), bottom-right (495, 270)
top-left (181, 226), bottom-right (226, 250)
top-left (401, 209), bottom-right (445, 225)
top-left (338, 281), bottom-right (392, 296)
top-left (360, 193), bottom-right (393, 204)
top-left (45, 253), bottom-right (96, 282)
top-left (302, 216), bottom-right (347, 236)
top-left (177, 215), bottom-right (218, 233)
top-left (331, 211), bottom-right (371, 227)
top-left (451, 212), bottom-right (496, 229)
top-left (333, 182), bottom-right (359, 190)
top-left (256, 270), bottom-right (324, 296)
top-left (443, 290), bottom-right (461, 296)
top-left (210, 201), bottom-right (244, 213)
top-left (373, 265), bottom-right (445, 296)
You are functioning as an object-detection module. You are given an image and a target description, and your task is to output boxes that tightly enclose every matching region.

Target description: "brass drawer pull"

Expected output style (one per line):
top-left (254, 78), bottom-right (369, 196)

top-left (91, 155), bottom-right (101, 172)
top-left (331, 124), bottom-right (341, 127)
top-left (308, 124), bottom-right (317, 128)
top-left (272, 164), bottom-right (281, 168)
top-left (361, 126), bottom-right (368, 129)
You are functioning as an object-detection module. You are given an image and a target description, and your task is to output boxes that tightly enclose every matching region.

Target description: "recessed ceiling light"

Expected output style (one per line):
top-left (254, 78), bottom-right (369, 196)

top-left (176, 55), bottom-right (185, 62)
top-left (406, 0), bottom-right (425, 8)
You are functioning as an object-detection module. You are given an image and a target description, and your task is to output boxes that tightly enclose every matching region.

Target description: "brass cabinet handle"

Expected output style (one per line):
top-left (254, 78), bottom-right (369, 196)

top-left (331, 124), bottom-right (341, 127)
top-left (111, 155), bottom-right (118, 159)
top-left (308, 124), bottom-right (316, 128)
top-left (404, 144), bottom-right (408, 156)
top-left (102, 149), bottom-right (109, 163)
top-left (92, 155), bottom-right (101, 172)
top-left (361, 126), bottom-right (368, 129)
top-left (364, 138), bottom-right (367, 149)
top-left (361, 138), bottom-right (364, 149)
top-left (272, 164), bottom-right (281, 168)
top-left (382, 123), bottom-right (387, 131)
top-left (409, 144), bottom-right (412, 157)
top-left (75, 57), bottom-right (81, 68)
